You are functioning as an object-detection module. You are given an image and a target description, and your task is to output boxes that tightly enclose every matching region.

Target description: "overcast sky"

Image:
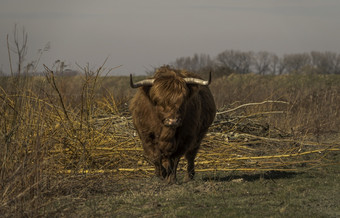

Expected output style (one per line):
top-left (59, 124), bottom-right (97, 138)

top-left (1, 0), bottom-right (340, 75)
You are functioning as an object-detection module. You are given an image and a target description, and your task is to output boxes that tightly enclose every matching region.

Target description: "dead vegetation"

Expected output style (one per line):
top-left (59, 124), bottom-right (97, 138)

top-left (0, 66), bottom-right (339, 216)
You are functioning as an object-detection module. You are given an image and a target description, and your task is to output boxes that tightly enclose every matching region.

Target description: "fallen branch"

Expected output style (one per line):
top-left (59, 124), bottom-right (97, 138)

top-left (217, 100), bottom-right (289, 115)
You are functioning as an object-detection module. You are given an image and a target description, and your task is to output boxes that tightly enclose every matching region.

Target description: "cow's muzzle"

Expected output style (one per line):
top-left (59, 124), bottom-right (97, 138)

top-left (164, 118), bottom-right (182, 128)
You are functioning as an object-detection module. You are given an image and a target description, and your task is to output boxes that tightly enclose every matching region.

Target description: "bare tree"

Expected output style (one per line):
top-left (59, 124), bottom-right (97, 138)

top-left (311, 51), bottom-right (340, 74)
top-left (277, 57), bottom-right (287, 75)
top-left (253, 51), bottom-right (272, 75)
top-left (170, 49), bottom-right (340, 76)
top-left (172, 53), bottom-right (213, 73)
top-left (283, 53), bottom-right (311, 74)
top-left (7, 24), bottom-right (28, 76)
top-left (216, 50), bottom-right (253, 74)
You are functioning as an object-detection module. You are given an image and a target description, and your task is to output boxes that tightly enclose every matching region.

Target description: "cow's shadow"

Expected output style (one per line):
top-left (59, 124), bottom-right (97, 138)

top-left (201, 170), bottom-right (299, 182)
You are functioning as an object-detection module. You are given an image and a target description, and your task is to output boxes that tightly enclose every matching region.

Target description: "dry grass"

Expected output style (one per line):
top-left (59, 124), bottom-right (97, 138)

top-left (0, 68), bottom-right (339, 216)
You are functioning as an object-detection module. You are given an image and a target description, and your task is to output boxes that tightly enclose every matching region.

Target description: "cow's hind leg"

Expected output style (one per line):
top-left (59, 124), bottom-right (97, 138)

top-left (184, 148), bottom-right (199, 182)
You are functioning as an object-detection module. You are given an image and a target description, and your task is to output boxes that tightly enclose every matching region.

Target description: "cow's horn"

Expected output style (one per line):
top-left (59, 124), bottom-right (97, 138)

top-left (184, 71), bottom-right (212, 86)
top-left (130, 74), bottom-right (155, 88)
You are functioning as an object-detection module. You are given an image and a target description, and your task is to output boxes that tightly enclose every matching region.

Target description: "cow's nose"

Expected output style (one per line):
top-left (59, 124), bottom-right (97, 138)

top-left (164, 118), bottom-right (181, 128)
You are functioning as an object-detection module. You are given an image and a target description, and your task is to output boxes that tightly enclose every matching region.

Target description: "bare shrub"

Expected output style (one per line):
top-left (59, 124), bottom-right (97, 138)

top-left (0, 62), bottom-right (134, 216)
top-left (210, 74), bottom-right (340, 136)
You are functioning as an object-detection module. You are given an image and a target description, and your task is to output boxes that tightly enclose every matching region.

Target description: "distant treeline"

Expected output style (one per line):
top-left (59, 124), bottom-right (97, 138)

top-left (171, 50), bottom-right (340, 76)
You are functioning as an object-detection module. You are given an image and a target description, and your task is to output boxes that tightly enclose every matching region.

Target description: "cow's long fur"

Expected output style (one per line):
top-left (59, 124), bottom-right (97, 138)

top-left (129, 66), bottom-right (216, 183)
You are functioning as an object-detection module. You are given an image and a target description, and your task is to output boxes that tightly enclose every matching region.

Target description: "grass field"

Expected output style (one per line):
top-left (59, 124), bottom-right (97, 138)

top-left (0, 70), bottom-right (339, 217)
top-left (41, 160), bottom-right (340, 217)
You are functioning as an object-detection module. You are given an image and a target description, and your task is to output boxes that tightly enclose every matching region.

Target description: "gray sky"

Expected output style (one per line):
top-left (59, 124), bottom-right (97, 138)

top-left (1, 0), bottom-right (340, 75)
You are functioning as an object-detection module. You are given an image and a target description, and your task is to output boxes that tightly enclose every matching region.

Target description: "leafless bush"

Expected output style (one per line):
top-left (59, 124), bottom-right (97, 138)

top-left (210, 73), bottom-right (340, 136)
top-left (0, 61), bottom-right (132, 216)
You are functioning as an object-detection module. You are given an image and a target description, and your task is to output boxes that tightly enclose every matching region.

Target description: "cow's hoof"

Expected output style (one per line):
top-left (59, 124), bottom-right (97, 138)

top-left (184, 173), bottom-right (195, 183)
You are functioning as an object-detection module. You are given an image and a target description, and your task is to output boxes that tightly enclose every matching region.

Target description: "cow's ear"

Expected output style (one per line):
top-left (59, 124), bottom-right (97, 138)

top-left (140, 86), bottom-right (153, 102)
top-left (187, 84), bottom-right (199, 97)
top-left (142, 86), bottom-right (151, 95)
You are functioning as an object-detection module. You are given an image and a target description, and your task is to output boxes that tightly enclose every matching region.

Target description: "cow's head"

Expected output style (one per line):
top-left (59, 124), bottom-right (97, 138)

top-left (130, 67), bottom-right (211, 128)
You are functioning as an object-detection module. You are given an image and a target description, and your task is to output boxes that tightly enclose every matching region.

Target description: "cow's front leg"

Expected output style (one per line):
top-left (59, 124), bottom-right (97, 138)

top-left (163, 157), bottom-right (180, 184)
top-left (147, 147), bottom-right (166, 179)
top-left (154, 159), bottom-right (167, 179)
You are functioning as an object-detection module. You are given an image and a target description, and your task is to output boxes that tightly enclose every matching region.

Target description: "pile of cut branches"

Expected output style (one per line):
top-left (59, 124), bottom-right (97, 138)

top-left (62, 100), bottom-right (339, 177)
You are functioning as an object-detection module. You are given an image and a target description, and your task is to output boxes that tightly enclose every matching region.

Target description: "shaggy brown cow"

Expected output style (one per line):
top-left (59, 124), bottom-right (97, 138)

top-left (129, 66), bottom-right (216, 183)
